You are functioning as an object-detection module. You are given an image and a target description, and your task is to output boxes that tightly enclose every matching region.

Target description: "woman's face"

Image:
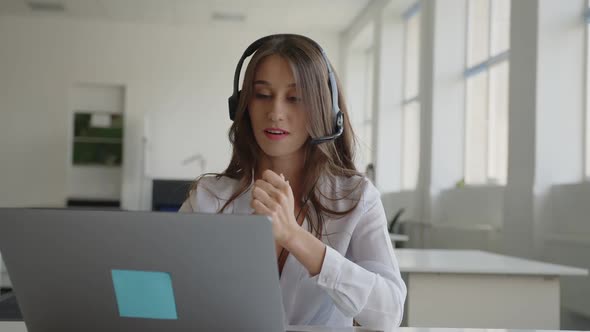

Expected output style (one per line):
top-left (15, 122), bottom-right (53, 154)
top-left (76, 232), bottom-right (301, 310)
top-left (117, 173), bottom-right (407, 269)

top-left (248, 55), bottom-right (310, 159)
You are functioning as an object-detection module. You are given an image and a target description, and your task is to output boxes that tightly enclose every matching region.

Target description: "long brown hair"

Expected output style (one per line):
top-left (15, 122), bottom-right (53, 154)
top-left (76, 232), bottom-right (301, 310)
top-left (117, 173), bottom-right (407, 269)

top-left (195, 34), bottom-right (365, 238)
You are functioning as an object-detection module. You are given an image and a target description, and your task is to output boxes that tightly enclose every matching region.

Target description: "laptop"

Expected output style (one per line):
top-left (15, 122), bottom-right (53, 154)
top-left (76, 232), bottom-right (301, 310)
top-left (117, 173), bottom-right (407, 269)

top-left (0, 208), bottom-right (289, 332)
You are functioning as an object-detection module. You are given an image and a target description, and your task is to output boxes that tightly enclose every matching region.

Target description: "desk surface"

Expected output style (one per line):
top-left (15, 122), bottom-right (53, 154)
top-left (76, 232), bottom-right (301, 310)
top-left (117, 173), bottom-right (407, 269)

top-left (0, 322), bottom-right (587, 332)
top-left (395, 249), bottom-right (589, 276)
top-left (389, 233), bottom-right (409, 242)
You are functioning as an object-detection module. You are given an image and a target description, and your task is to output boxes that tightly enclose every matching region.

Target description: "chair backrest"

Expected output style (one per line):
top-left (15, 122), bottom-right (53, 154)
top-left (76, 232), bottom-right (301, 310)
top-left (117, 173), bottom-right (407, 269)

top-left (388, 208), bottom-right (406, 233)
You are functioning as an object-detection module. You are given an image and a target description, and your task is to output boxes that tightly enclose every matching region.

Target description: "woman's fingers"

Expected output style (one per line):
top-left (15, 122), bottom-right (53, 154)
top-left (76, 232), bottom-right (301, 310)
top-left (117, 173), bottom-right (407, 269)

top-left (252, 199), bottom-right (273, 216)
top-left (252, 186), bottom-right (280, 212)
top-left (261, 170), bottom-right (291, 193)
top-left (251, 171), bottom-right (295, 227)
top-left (254, 179), bottom-right (278, 196)
top-left (251, 171), bottom-right (299, 245)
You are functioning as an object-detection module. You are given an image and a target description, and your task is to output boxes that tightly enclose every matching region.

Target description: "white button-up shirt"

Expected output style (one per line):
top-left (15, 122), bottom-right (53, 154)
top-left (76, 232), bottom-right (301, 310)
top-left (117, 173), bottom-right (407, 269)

top-left (179, 175), bottom-right (406, 330)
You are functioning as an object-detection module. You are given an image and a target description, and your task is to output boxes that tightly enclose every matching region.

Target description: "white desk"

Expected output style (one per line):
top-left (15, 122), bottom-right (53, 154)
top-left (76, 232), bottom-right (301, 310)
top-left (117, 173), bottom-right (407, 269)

top-left (395, 249), bottom-right (589, 329)
top-left (389, 233), bottom-right (409, 243)
top-left (0, 322), bottom-right (586, 332)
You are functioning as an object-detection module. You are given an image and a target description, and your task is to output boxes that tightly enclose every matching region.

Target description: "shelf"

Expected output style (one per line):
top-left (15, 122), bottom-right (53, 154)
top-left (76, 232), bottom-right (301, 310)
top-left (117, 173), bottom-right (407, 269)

top-left (73, 137), bottom-right (122, 144)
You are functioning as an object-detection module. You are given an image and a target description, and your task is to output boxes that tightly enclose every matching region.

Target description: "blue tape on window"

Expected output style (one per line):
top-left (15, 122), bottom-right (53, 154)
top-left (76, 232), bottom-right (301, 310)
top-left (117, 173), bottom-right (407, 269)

top-left (403, 2), bottom-right (421, 20)
top-left (465, 51), bottom-right (510, 78)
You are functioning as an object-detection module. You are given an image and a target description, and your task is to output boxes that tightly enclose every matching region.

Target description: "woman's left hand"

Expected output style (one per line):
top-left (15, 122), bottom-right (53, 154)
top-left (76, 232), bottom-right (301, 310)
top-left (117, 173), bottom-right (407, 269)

top-left (251, 169), bottom-right (300, 246)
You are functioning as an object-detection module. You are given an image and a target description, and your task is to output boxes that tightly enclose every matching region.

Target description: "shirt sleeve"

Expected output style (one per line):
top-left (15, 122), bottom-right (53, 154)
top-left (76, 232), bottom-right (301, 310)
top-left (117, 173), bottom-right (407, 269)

top-left (177, 177), bottom-right (232, 214)
top-left (178, 189), bottom-right (197, 213)
top-left (311, 185), bottom-right (407, 330)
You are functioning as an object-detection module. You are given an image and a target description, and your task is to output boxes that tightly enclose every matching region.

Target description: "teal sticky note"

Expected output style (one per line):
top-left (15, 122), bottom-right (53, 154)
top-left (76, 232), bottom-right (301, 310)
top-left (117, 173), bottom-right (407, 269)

top-left (111, 269), bottom-right (178, 320)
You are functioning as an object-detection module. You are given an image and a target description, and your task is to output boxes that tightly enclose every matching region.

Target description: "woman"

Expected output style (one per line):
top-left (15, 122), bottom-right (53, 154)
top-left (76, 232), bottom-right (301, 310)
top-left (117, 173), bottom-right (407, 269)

top-left (179, 34), bottom-right (406, 330)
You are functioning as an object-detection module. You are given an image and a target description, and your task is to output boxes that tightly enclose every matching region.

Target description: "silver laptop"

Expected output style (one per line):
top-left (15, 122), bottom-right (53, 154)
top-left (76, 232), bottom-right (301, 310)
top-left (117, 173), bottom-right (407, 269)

top-left (0, 208), bottom-right (288, 332)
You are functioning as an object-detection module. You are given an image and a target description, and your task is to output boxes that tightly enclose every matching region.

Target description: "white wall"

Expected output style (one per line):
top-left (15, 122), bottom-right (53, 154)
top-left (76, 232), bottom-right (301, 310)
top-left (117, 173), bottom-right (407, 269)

top-left (0, 15), bottom-right (340, 210)
top-left (67, 167), bottom-right (122, 200)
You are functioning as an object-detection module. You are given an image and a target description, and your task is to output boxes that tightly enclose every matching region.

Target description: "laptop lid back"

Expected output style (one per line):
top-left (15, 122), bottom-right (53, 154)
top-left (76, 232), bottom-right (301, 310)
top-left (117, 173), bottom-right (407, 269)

top-left (0, 208), bottom-right (285, 332)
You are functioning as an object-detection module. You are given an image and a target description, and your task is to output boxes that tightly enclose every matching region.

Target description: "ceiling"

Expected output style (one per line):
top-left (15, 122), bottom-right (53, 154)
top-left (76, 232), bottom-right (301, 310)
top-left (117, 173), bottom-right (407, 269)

top-left (0, 0), bottom-right (371, 32)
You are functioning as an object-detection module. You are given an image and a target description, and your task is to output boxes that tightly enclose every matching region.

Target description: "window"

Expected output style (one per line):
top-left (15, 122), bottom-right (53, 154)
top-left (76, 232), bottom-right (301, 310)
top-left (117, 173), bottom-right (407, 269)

top-left (362, 47), bottom-right (374, 172)
top-left (401, 2), bottom-right (421, 190)
top-left (464, 0), bottom-right (510, 185)
top-left (345, 26), bottom-right (374, 174)
top-left (586, 0), bottom-right (590, 178)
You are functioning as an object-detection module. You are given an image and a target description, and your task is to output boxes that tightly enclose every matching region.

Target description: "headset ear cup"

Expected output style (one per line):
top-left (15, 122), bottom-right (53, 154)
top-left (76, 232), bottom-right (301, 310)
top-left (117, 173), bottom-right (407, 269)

top-left (228, 91), bottom-right (241, 121)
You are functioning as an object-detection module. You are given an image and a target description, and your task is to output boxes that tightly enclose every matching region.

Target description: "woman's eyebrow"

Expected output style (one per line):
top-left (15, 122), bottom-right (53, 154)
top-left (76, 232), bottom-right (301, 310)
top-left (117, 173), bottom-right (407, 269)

top-left (253, 80), bottom-right (271, 86)
top-left (253, 80), bottom-right (297, 87)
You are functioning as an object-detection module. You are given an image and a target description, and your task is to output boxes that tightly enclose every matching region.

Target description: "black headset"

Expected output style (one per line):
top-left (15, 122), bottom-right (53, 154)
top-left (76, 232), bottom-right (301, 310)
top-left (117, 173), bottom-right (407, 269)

top-left (228, 34), bottom-right (344, 145)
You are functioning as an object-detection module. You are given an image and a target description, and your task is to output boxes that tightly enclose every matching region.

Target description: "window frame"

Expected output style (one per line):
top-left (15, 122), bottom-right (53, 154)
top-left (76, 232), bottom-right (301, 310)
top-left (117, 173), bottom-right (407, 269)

top-left (400, 1), bottom-right (421, 191)
top-left (585, 1), bottom-right (590, 179)
top-left (363, 46), bottom-right (374, 171)
top-left (463, 0), bottom-right (511, 185)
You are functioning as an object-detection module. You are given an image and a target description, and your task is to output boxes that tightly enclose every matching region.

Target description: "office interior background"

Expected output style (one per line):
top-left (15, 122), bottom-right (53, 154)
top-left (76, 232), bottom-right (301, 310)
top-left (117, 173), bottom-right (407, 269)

top-left (0, 0), bottom-right (589, 330)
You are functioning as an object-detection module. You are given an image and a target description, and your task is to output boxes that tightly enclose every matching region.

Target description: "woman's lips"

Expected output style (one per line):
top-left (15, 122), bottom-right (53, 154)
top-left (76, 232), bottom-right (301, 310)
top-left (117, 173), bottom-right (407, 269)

top-left (264, 128), bottom-right (289, 141)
